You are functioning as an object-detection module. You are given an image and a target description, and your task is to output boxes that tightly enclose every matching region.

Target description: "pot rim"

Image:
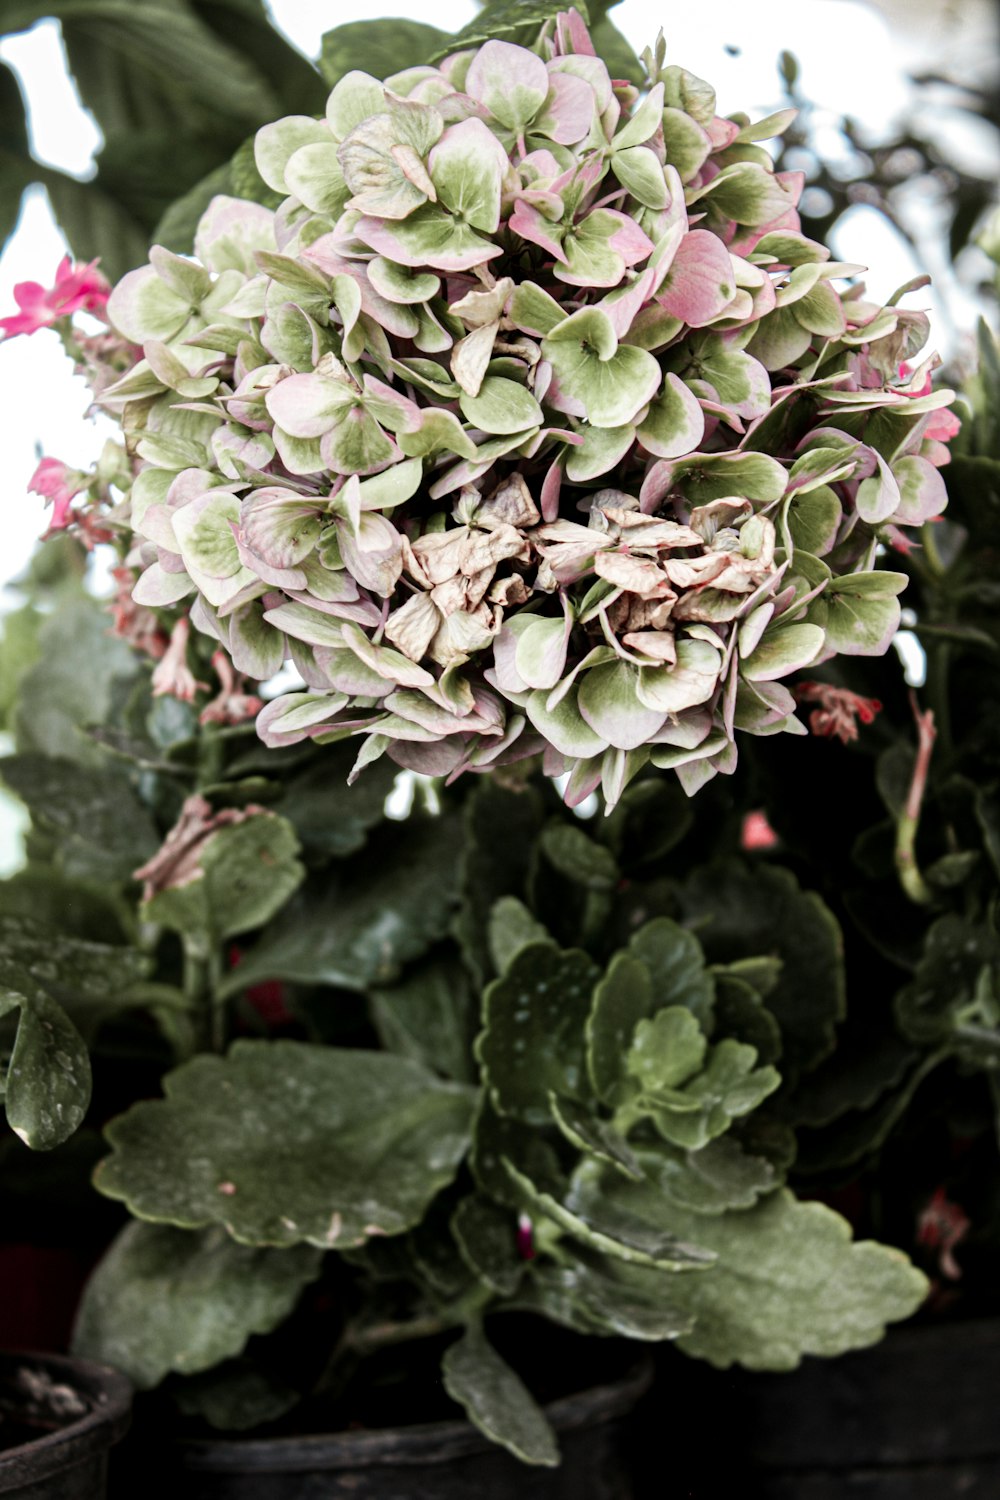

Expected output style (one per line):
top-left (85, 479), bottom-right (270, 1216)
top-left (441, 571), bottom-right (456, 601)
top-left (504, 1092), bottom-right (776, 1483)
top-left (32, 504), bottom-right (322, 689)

top-left (0, 1350), bottom-right (133, 1492)
top-left (179, 1356), bottom-right (653, 1474)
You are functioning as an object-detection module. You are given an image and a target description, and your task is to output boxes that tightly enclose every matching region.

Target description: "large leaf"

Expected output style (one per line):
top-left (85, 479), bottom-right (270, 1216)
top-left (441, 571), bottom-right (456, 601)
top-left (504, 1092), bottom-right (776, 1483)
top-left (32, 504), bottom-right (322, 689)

top-left (13, 600), bottom-right (139, 767)
top-left (0, 985), bottom-right (91, 1150)
top-left (319, 19), bottom-right (452, 87)
top-left (667, 1190), bottom-right (928, 1370)
top-left (431, 0), bottom-right (574, 58)
top-left (679, 861), bottom-right (845, 1077)
top-left (529, 1245), bottom-right (697, 1341)
top-left (1, 754), bottom-right (159, 885)
top-left (72, 1220), bottom-right (322, 1388)
top-left (219, 814), bottom-right (462, 995)
top-left (143, 811), bottom-right (304, 943)
top-left (370, 953), bottom-right (478, 1085)
top-left (95, 1040), bottom-right (475, 1248)
top-left (454, 782), bottom-right (545, 987)
top-left (276, 745), bottom-right (396, 860)
top-left (477, 943), bottom-right (600, 1124)
top-left (442, 1325), bottom-right (559, 1467)
top-left (0, 913), bottom-right (150, 1041)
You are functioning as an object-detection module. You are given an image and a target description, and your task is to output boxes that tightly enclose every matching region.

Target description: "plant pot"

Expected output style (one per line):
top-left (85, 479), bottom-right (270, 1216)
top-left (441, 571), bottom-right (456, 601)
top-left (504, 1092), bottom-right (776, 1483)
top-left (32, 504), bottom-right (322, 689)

top-left (125, 1359), bottom-right (651, 1500)
top-left (0, 1352), bottom-right (132, 1500)
top-left (725, 1316), bottom-right (1000, 1498)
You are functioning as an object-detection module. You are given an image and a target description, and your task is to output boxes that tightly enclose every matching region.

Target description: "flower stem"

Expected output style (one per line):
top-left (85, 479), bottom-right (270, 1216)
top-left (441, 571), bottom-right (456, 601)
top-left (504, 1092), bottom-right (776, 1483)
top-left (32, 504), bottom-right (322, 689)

top-left (895, 690), bottom-right (937, 905)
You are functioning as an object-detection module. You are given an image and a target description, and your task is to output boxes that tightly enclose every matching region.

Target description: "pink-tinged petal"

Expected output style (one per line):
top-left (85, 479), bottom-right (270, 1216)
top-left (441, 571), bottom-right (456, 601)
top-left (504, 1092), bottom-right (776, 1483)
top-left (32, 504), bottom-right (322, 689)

top-left (604, 210), bottom-right (656, 267)
top-left (776, 170), bottom-right (805, 208)
top-left (520, 147), bottom-right (563, 181)
top-left (599, 265), bottom-right (658, 338)
top-left (465, 40), bottom-right (549, 135)
top-left (508, 200), bottom-right (568, 262)
top-left (540, 457), bottom-right (563, 522)
top-left (549, 53), bottom-right (613, 113)
top-left (555, 8), bottom-right (596, 56)
top-left (924, 407), bottom-right (961, 443)
top-left (0, 282), bottom-right (51, 337)
top-left (302, 239), bottom-right (419, 340)
top-left (706, 117), bottom-right (740, 150)
top-left (265, 372), bottom-right (350, 438)
top-left (534, 71), bottom-right (595, 145)
top-left (656, 229), bottom-right (737, 326)
top-left (891, 455), bottom-right (948, 526)
top-left (354, 208), bottom-right (503, 273)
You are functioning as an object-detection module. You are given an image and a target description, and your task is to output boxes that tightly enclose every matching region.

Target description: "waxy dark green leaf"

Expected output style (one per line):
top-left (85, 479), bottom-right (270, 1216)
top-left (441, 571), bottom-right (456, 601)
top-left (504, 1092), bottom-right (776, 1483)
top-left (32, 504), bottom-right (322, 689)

top-left (95, 1041), bottom-right (475, 1248)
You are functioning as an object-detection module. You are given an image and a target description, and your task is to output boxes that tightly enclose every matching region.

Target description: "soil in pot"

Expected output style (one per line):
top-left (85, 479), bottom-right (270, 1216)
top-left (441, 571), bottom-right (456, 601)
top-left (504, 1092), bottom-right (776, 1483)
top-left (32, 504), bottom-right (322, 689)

top-left (111, 1323), bottom-right (653, 1500)
top-left (0, 1352), bottom-right (132, 1500)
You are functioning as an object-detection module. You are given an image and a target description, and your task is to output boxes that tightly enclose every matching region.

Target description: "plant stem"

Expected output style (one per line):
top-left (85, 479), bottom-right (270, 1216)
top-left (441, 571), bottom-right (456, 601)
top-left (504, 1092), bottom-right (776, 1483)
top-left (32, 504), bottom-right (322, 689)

top-left (895, 690), bottom-right (937, 905)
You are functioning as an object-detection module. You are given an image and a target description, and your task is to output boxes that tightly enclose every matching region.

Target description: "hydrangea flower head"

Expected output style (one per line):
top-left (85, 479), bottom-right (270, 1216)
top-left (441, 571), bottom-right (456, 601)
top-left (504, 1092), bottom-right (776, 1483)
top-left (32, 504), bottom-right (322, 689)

top-left (91, 10), bottom-right (955, 807)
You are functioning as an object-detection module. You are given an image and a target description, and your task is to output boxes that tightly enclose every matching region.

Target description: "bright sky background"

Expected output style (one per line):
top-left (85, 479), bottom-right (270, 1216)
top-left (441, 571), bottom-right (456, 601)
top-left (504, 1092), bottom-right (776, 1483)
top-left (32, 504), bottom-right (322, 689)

top-left (0, 0), bottom-right (994, 866)
top-left (0, 0), bottom-right (988, 595)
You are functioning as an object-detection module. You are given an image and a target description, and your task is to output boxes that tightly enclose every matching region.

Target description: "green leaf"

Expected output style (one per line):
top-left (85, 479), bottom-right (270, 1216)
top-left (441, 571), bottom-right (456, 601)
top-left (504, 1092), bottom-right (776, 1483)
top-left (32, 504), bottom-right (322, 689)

top-left (643, 1038), bottom-right (780, 1151)
top-left (0, 987), bottom-right (91, 1150)
top-left (549, 1094), bottom-right (643, 1180)
top-left (586, 953), bottom-right (654, 1107)
top-left (629, 1138), bottom-right (778, 1215)
top-left (896, 915), bottom-right (1000, 1045)
top-left (539, 822), bottom-right (619, 893)
top-left (487, 896), bottom-right (553, 975)
top-left (13, 599), bottom-right (140, 768)
top-left (628, 918), bottom-right (714, 1027)
top-left (276, 745), bottom-right (396, 860)
top-left (72, 1220), bottom-right (321, 1388)
top-left (505, 1158), bottom-right (714, 1270)
top-left (220, 815), bottom-right (462, 995)
top-left (667, 1190), bottom-right (929, 1370)
top-left (172, 1358), bottom-right (299, 1433)
top-left (454, 783), bottom-right (544, 987)
top-left (679, 861), bottom-right (845, 1077)
top-left (152, 162), bottom-right (233, 254)
top-left (477, 944), bottom-right (600, 1124)
top-left (369, 953), bottom-right (478, 1085)
top-left (442, 1325), bottom-right (559, 1468)
top-left (144, 811), bottom-right (304, 943)
top-left (319, 19), bottom-right (451, 86)
top-left (451, 1195), bottom-right (522, 1296)
top-left (626, 1006), bottom-right (706, 1096)
top-left (529, 1245), bottom-right (697, 1341)
top-left (433, 0), bottom-right (571, 58)
top-left (0, 913), bottom-right (150, 1043)
top-left (95, 1041), bottom-right (475, 1248)
top-left (1, 754), bottom-right (158, 885)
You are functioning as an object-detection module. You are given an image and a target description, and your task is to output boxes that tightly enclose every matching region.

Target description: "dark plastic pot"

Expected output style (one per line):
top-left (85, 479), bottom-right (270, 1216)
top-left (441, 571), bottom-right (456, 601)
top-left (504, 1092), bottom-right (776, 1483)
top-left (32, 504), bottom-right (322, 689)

top-left (727, 1317), bottom-right (1000, 1498)
top-left (0, 1352), bottom-right (132, 1500)
top-left (153, 1359), bottom-right (651, 1500)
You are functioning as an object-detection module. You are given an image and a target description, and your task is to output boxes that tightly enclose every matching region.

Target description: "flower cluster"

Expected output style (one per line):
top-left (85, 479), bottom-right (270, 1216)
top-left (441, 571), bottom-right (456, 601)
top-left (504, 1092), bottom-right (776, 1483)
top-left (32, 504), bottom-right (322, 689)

top-left (90, 10), bottom-right (955, 805)
top-left (0, 256), bottom-right (110, 340)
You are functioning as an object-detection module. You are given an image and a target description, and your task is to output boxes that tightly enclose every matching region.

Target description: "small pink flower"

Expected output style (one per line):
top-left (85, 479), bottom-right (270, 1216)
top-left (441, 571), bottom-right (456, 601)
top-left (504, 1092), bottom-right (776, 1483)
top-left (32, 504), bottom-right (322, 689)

top-left (516, 1213), bottom-right (536, 1261)
top-left (916, 1186), bottom-right (969, 1281)
top-left (199, 650), bottom-right (264, 726)
top-left (109, 566), bottom-right (168, 659)
top-left (741, 810), bottom-right (778, 851)
top-left (796, 681), bottom-right (882, 745)
top-left (27, 457), bottom-right (87, 531)
top-left (151, 617), bottom-right (208, 703)
top-left (0, 256), bottom-right (111, 339)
